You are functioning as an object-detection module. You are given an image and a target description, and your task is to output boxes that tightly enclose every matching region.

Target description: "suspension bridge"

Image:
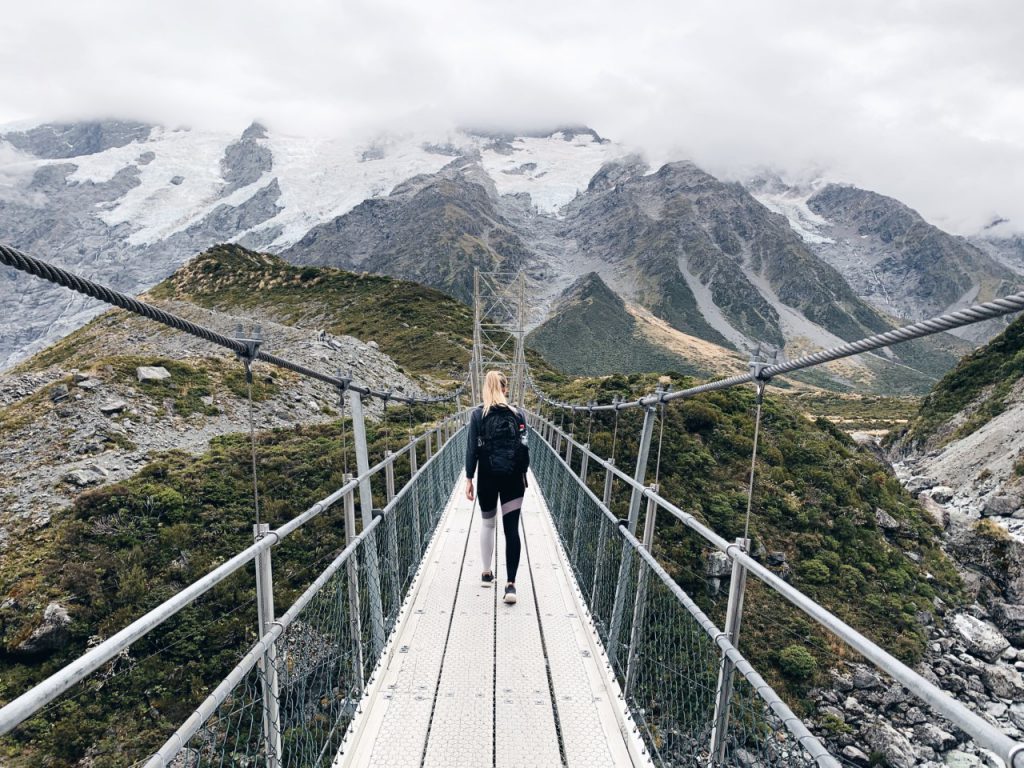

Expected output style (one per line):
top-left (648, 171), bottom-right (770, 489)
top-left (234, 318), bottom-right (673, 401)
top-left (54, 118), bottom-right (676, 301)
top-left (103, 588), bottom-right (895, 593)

top-left (2, 244), bottom-right (1024, 767)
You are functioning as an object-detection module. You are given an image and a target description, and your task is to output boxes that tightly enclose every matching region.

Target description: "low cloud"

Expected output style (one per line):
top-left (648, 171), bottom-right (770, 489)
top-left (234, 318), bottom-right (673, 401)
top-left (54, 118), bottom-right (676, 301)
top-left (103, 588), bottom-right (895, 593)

top-left (2, 0), bottom-right (1022, 234)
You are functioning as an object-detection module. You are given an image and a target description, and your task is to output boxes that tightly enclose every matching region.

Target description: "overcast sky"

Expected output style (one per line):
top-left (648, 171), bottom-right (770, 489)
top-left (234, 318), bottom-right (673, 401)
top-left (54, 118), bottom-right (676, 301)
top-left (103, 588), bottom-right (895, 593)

top-left (2, 0), bottom-right (1022, 235)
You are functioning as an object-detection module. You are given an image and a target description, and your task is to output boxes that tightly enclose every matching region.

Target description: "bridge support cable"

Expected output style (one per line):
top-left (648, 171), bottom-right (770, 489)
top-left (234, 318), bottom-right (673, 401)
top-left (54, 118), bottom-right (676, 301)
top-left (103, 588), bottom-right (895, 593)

top-left (524, 286), bottom-right (1024, 414)
top-left (529, 427), bottom-right (838, 767)
top-left (533, 413), bottom-right (1024, 768)
top-left (0, 243), bottom-right (462, 406)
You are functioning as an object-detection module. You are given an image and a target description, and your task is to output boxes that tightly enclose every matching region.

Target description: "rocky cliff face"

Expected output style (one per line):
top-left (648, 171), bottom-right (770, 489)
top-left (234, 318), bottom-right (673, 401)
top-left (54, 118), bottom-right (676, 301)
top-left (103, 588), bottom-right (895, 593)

top-left (282, 155), bottom-right (532, 304)
top-left (749, 177), bottom-right (1022, 344)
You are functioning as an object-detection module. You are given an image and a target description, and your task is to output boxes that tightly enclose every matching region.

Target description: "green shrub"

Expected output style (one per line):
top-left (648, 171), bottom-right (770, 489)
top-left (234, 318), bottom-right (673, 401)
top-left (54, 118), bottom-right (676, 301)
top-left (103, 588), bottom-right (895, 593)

top-left (778, 645), bottom-right (817, 680)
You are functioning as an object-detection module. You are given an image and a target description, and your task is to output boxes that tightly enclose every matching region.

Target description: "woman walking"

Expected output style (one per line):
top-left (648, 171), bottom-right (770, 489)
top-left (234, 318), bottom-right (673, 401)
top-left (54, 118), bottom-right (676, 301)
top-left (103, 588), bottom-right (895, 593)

top-left (465, 370), bottom-right (530, 605)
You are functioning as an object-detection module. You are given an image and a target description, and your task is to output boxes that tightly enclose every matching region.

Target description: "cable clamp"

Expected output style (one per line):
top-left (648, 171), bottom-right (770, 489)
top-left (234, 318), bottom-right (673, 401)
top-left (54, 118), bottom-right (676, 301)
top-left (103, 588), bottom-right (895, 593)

top-left (233, 323), bottom-right (263, 365)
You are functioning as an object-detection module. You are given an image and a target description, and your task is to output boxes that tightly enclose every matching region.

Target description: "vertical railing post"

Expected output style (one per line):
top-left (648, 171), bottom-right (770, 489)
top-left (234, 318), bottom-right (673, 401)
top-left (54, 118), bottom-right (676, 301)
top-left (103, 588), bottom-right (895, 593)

top-left (384, 450), bottom-right (401, 611)
top-left (348, 390), bottom-right (385, 657)
top-left (254, 523), bottom-right (282, 767)
top-left (565, 431), bottom-right (573, 472)
top-left (570, 446), bottom-right (590, 564)
top-left (342, 476), bottom-right (365, 693)
top-left (607, 402), bottom-right (658, 669)
top-left (624, 485), bottom-right (658, 697)
top-left (590, 458), bottom-right (615, 608)
top-left (709, 537), bottom-right (751, 765)
top-left (409, 440), bottom-right (422, 556)
top-left (425, 430), bottom-right (433, 461)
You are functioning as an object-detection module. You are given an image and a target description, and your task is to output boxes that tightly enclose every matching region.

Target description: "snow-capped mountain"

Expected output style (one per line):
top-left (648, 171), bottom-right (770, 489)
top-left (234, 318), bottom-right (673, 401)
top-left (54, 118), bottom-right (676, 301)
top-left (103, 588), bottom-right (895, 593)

top-left (747, 174), bottom-right (1023, 343)
top-left (0, 120), bottom-right (627, 369)
top-left (0, 118), bottom-right (1003, 391)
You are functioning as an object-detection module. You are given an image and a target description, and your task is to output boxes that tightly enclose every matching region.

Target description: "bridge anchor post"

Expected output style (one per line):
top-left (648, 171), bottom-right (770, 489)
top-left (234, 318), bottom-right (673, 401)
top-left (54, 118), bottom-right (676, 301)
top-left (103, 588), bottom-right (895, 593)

top-left (253, 523), bottom-right (282, 767)
top-left (342, 475), bottom-right (365, 694)
top-left (708, 536), bottom-right (751, 765)
top-left (607, 400), bottom-right (658, 670)
top-left (590, 458), bottom-right (615, 609)
top-left (348, 390), bottom-right (386, 658)
top-left (624, 484), bottom-right (658, 697)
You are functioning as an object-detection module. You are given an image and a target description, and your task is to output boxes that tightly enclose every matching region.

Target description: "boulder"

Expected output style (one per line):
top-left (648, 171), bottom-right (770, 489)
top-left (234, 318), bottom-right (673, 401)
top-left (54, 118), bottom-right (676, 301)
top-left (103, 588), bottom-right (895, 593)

top-left (852, 667), bottom-right (881, 690)
top-left (906, 476), bottom-right (937, 497)
top-left (981, 663), bottom-right (1024, 699)
top-left (840, 746), bottom-right (870, 765)
top-left (136, 366), bottom-right (171, 383)
top-left (859, 722), bottom-right (915, 768)
top-left (875, 507), bottom-right (901, 531)
top-left (15, 603), bottom-right (71, 655)
top-left (992, 603), bottom-right (1024, 646)
top-left (944, 750), bottom-right (983, 768)
top-left (951, 613), bottom-right (1010, 662)
top-left (929, 486), bottom-right (955, 503)
top-left (76, 378), bottom-right (101, 390)
top-left (100, 400), bottom-right (128, 415)
top-left (49, 384), bottom-right (69, 402)
top-left (64, 468), bottom-right (102, 487)
top-left (706, 551), bottom-right (731, 578)
top-left (767, 551), bottom-right (787, 566)
top-left (983, 494), bottom-right (1020, 518)
top-left (913, 723), bottom-right (957, 751)
top-left (367, 340), bottom-right (379, 350)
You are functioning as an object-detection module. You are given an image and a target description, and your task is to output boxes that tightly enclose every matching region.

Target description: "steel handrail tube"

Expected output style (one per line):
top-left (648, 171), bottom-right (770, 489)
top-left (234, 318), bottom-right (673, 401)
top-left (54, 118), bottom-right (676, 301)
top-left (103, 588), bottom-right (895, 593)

top-left (144, 515), bottom-right (384, 767)
top-left (533, 412), bottom-right (1024, 767)
top-left (534, 429), bottom-right (838, 765)
top-left (0, 420), bottom-right (451, 738)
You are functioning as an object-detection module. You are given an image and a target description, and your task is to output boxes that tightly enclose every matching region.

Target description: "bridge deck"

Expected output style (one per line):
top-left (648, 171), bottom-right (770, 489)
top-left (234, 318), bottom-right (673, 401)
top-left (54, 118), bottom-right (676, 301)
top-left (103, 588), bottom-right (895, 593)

top-left (336, 473), bottom-right (647, 768)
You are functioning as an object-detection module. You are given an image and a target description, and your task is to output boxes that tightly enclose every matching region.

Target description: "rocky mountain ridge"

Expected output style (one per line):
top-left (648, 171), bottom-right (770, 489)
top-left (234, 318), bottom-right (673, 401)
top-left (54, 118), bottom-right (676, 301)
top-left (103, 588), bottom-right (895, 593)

top-left (0, 118), bottom-right (1000, 394)
top-left (748, 175), bottom-right (1023, 344)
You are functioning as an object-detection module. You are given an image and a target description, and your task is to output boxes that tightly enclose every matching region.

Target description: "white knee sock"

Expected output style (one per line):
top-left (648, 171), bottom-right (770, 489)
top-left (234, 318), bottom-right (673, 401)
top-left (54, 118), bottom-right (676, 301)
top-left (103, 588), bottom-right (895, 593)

top-left (480, 515), bottom-right (497, 573)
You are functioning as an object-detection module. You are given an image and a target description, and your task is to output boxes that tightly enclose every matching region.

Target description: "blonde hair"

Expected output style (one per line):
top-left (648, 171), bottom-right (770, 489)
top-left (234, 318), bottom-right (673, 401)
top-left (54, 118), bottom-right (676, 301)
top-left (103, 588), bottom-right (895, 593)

top-left (482, 370), bottom-right (509, 416)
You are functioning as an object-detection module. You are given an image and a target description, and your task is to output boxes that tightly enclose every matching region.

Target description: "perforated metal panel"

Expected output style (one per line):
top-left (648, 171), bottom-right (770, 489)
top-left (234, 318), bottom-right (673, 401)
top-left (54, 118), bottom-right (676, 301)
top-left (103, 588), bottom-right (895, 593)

top-left (339, 476), bottom-right (646, 768)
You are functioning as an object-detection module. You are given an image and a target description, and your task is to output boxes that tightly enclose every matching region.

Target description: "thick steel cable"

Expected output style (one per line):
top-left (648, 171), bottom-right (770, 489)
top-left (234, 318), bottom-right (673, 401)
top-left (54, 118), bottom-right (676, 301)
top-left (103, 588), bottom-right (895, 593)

top-left (0, 244), bottom-right (463, 405)
top-left (525, 288), bottom-right (1024, 412)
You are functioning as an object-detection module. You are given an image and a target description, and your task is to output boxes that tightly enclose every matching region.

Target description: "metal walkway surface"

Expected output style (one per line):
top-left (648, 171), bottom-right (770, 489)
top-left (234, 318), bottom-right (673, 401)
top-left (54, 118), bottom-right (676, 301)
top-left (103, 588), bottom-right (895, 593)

top-left (336, 473), bottom-right (649, 768)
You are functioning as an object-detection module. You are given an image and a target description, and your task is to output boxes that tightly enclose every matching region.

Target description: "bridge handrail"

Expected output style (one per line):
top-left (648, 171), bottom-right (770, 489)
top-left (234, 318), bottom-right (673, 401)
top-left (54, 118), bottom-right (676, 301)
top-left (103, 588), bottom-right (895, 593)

top-left (535, 413), bottom-right (1024, 768)
top-left (145, 514), bottom-right (381, 765)
top-left (0, 411), bottom-right (468, 739)
top-left (144, 419), bottom-right (465, 765)
top-left (533, 428), bottom-right (839, 765)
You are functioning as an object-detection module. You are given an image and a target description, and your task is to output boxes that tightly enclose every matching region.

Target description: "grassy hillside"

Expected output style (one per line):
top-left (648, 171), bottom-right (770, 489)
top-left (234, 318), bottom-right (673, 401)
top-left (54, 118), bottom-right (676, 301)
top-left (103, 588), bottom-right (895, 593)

top-left (148, 244), bottom-right (474, 376)
top-left (536, 372), bottom-right (961, 700)
top-left (527, 273), bottom-right (706, 377)
top-left (896, 313), bottom-right (1024, 449)
top-left (0, 406), bottom-right (447, 766)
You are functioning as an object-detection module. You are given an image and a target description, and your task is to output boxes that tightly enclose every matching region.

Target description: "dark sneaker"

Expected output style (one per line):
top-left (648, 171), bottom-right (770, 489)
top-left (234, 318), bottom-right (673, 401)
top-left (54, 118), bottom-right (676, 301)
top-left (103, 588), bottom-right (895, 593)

top-left (481, 571), bottom-right (494, 587)
top-left (503, 584), bottom-right (517, 604)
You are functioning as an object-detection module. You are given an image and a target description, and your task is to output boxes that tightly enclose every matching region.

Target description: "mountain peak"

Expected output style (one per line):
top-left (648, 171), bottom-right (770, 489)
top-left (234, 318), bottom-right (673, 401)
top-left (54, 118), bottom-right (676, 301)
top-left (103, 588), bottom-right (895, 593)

top-left (241, 121), bottom-right (269, 141)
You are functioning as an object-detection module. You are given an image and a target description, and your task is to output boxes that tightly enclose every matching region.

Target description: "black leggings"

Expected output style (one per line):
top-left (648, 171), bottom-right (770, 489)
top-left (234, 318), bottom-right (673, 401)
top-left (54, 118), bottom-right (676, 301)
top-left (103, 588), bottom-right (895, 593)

top-left (478, 471), bottom-right (525, 582)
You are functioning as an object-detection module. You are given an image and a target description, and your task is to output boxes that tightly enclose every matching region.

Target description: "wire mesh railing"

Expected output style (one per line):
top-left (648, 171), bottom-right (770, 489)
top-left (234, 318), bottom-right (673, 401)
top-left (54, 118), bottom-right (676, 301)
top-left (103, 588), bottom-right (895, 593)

top-left (145, 423), bottom-right (467, 767)
top-left (531, 411), bottom-right (1024, 768)
top-left (529, 429), bottom-right (836, 767)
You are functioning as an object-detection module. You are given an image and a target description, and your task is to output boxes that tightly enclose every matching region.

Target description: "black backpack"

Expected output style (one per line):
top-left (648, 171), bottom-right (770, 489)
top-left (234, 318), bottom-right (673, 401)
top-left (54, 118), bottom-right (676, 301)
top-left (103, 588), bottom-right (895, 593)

top-left (479, 407), bottom-right (528, 475)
